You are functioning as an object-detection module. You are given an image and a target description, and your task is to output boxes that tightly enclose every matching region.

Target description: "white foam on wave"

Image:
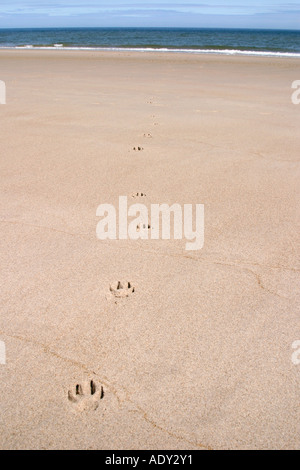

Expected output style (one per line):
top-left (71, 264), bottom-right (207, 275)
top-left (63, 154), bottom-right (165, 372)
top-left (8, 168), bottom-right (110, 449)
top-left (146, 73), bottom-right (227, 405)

top-left (1, 45), bottom-right (300, 58)
top-left (16, 45), bottom-right (34, 49)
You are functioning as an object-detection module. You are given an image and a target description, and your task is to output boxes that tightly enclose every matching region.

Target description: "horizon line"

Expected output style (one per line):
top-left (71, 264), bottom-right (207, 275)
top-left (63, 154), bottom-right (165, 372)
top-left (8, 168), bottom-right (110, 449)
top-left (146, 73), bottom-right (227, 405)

top-left (1, 26), bottom-right (300, 31)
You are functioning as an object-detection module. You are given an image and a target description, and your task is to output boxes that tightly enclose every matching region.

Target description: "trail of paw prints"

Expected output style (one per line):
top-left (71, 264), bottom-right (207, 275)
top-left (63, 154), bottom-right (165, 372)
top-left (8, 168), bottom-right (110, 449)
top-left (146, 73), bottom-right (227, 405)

top-left (110, 281), bottom-right (135, 299)
top-left (68, 379), bottom-right (104, 412)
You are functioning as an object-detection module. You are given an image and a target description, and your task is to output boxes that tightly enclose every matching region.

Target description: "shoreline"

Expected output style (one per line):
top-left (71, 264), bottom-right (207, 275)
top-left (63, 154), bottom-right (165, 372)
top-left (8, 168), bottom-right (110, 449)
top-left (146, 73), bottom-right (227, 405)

top-left (1, 48), bottom-right (300, 67)
top-left (1, 46), bottom-right (300, 59)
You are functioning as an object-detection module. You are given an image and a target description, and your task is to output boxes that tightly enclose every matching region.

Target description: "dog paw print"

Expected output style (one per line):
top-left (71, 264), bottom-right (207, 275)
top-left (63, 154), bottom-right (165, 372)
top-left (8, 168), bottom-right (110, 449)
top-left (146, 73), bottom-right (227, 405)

top-left (68, 379), bottom-right (104, 412)
top-left (131, 192), bottom-right (147, 198)
top-left (110, 281), bottom-right (135, 298)
top-left (143, 133), bottom-right (152, 138)
top-left (133, 146), bottom-right (144, 151)
top-left (136, 223), bottom-right (151, 233)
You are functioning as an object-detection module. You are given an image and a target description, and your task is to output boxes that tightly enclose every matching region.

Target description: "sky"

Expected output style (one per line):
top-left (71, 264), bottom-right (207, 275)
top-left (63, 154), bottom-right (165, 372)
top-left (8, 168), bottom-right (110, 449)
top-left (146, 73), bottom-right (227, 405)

top-left (0, 1), bottom-right (300, 29)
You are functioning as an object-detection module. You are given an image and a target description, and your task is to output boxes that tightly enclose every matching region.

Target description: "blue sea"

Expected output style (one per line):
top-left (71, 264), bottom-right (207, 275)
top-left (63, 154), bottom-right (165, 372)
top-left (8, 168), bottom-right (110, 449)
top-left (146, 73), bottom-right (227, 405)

top-left (0, 28), bottom-right (300, 57)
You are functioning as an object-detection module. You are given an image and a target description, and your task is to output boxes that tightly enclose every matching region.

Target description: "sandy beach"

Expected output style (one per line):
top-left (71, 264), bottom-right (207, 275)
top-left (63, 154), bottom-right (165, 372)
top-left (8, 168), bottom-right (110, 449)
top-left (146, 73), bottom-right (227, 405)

top-left (0, 50), bottom-right (299, 450)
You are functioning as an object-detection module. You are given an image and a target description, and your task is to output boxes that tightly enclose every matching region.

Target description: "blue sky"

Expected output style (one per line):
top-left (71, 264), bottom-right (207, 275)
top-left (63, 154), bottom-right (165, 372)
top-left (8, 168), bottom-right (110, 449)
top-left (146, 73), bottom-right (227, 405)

top-left (0, 1), bottom-right (300, 29)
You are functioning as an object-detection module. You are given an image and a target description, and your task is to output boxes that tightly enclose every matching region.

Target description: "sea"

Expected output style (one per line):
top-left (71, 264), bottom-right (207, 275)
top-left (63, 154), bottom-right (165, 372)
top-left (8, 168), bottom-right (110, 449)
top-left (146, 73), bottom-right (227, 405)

top-left (0, 28), bottom-right (300, 58)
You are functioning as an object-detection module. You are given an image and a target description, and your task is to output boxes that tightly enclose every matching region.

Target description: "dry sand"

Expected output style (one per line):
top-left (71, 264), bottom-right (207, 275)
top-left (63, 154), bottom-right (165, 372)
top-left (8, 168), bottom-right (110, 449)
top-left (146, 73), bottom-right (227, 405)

top-left (0, 50), bottom-right (299, 450)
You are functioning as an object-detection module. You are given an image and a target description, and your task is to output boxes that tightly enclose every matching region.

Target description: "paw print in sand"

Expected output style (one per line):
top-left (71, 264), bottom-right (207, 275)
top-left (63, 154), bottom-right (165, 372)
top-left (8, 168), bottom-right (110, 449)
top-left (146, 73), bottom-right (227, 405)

top-left (131, 192), bottom-right (146, 198)
top-left (68, 379), bottom-right (104, 412)
top-left (110, 281), bottom-right (135, 298)
top-left (136, 223), bottom-right (151, 233)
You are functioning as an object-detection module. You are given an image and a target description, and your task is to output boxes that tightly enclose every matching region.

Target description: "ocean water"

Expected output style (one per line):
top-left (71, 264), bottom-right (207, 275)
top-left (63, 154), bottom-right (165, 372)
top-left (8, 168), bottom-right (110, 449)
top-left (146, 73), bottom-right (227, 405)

top-left (0, 28), bottom-right (300, 57)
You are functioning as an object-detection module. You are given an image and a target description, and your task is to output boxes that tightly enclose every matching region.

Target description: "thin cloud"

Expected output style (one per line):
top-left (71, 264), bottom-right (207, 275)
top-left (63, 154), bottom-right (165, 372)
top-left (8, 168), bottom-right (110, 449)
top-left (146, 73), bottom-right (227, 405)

top-left (0, 1), bottom-right (299, 28)
top-left (1, 1), bottom-right (300, 14)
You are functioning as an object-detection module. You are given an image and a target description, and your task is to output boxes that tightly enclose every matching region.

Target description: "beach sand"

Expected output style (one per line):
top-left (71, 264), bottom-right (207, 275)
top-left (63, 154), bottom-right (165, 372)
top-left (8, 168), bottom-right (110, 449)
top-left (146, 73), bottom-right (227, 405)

top-left (0, 50), bottom-right (299, 450)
